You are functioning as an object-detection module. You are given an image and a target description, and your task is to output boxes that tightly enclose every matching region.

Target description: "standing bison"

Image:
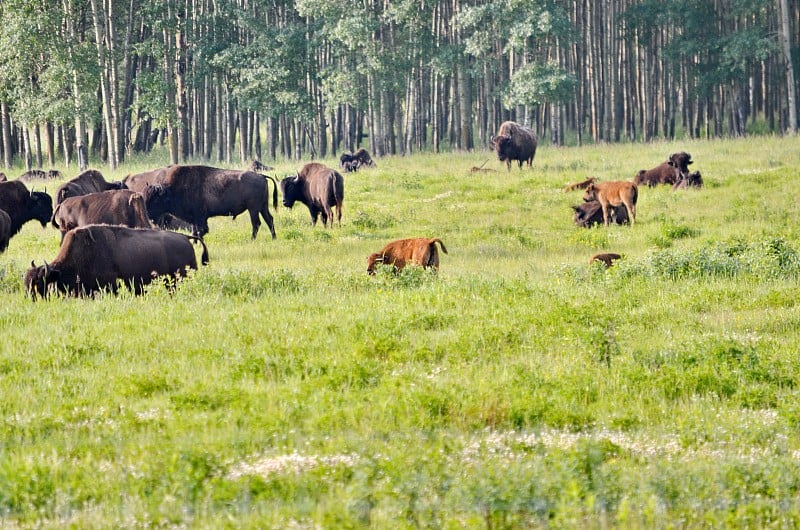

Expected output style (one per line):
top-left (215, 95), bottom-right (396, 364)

top-left (51, 189), bottom-right (154, 242)
top-left (24, 225), bottom-right (208, 298)
top-left (55, 169), bottom-right (126, 206)
top-left (280, 163), bottom-right (344, 227)
top-left (367, 237), bottom-right (448, 274)
top-left (0, 181), bottom-right (53, 242)
top-left (0, 209), bottom-right (11, 252)
top-left (340, 148), bottom-right (376, 173)
top-left (583, 181), bottom-right (638, 226)
top-left (490, 121), bottom-right (538, 171)
top-left (142, 165), bottom-right (277, 240)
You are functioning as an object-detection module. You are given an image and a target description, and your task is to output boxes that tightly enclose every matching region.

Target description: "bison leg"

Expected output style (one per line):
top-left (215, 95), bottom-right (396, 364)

top-left (260, 205), bottom-right (276, 239)
top-left (248, 209), bottom-right (262, 240)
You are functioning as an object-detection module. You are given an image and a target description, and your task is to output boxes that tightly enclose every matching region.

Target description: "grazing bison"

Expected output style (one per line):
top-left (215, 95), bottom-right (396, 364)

top-left (563, 177), bottom-right (598, 192)
top-left (51, 189), bottom-right (154, 242)
top-left (490, 121), bottom-right (538, 172)
top-left (24, 225), bottom-right (208, 299)
top-left (280, 162), bottom-right (344, 228)
top-left (673, 170), bottom-right (703, 190)
top-left (583, 181), bottom-right (638, 226)
top-left (589, 252), bottom-right (622, 268)
top-left (367, 237), bottom-right (448, 275)
top-left (339, 148), bottom-right (376, 173)
top-left (19, 169), bottom-right (63, 181)
top-left (55, 169), bottom-right (126, 205)
top-left (572, 201), bottom-right (629, 228)
top-left (249, 159), bottom-right (275, 173)
top-left (143, 165), bottom-right (277, 239)
top-left (0, 209), bottom-right (11, 252)
top-left (0, 181), bottom-right (53, 239)
top-left (634, 152), bottom-right (693, 187)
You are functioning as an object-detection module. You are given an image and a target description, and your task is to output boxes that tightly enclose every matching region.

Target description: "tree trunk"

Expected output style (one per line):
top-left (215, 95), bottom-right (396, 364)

top-left (778, 0), bottom-right (798, 133)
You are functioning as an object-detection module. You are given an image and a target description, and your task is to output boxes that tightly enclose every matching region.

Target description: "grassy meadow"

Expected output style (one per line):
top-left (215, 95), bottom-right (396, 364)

top-left (1, 136), bottom-right (800, 528)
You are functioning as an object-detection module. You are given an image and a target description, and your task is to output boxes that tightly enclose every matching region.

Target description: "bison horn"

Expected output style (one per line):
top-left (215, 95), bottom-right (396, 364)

top-left (30, 260), bottom-right (36, 268)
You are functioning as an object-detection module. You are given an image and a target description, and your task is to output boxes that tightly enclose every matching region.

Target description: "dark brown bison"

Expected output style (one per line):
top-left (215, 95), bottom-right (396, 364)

top-left (589, 252), bottom-right (622, 268)
top-left (583, 181), bottom-right (638, 226)
top-left (142, 165), bottom-right (277, 239)
top-left (0, 181), bottom-right (53, 239)
top-left (572, 201), bottom-right (629, 228)
top-left (249, 159), bottom-right (275, 173)
top-left (51, 190), bottom-right (154, 242)
top-left (24, 225), bottom-right (208, 299)
top-left (122, 166), bottom-right (192, 231)
top-left (280, 162), bottom-right (344, 228)
top-left (367, 237), bottom-right (448, 274)
top-left (672, 170), bottom-right (703, 190)
top-left (19, 169), bottom-right (63, 181)
top-left (634, 152), bottom-right (693, 187)
top-left (490, 121), bottom-right (538, 171)
top-left (0, 209), bottom-right (11, 252)
top-left (340, 148), bottom-right (376, 173)
top-left (55, 169), bottom-right (126, 205)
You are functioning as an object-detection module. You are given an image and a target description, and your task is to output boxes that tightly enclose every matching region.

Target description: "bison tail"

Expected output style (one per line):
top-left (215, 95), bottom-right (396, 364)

top-left (188, 235), bottom-right (210, 265)
top-left (431, 238), bottom-right (448, 254)
top-left (50, 204), bottom-right (62, 229)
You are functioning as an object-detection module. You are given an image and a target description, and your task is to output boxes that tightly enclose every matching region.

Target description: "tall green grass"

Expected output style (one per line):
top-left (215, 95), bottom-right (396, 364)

top-left (1, 136), bottom-right (799, 527)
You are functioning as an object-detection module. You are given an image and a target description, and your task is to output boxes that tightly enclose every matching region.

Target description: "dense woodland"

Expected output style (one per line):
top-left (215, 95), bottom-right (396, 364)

top-left (0, 0), bottom-right (797, 171)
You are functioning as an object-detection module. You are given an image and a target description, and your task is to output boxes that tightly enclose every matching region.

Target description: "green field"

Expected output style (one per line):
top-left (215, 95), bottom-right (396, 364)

top-left (1, 136), bottom-right (800, 528)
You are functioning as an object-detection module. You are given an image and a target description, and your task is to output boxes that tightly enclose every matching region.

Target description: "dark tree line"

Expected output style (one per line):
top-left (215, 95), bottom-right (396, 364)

top-left (0, 0), bottom-right (797, 172)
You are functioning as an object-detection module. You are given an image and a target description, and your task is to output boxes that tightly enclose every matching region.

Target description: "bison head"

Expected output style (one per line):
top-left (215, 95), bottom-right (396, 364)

top-left (582, 182), bottom-right (599, 203)
top-left (668, 152), bottom-right (693, 176)
top-left (24, 260), bottom-right (60, 299)
top-left (366, 253), bottom-right (384, 275)
top-left (493, 136), bottom-right (513, 161)
top-left (28, 191), bottom-right (53, 228)
top-left (279, 175), bottom-right (301, 208)
top-left (142, 184), bottom-right (172, 221)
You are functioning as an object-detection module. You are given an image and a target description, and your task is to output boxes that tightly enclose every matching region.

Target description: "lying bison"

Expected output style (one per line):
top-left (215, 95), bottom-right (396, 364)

top-left (143, 165), bottom-right (277, 239)
top-left (51, 189), bottom-right (153, 242)
top-left (634, 152), bottom-right (693, 187)
top-left (55, 169), bottom-right (126, 206)
top-left (25, 225), bottom-right (208, 298)
top-left (367, 237), bottom-right (448, 274)
top-left (280, 162), bottom-right (344, 228)
top-left (672, 170), bottom-right (703, 190)
top-left (583, 180), bottom-right (638, 226)
top-left (340, 148), bottom-right (376, 173)
top-left (490, 121), bottom-right (538, 172)
top-left (0, 181), bottom-right (53, 240)
top-left (572, 201), bottom-right (629, 228)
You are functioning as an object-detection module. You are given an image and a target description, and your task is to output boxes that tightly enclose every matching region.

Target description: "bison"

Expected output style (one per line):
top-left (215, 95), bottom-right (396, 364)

top-left (51, 189), bottom-right (154, 242)
top-left (249, 159), bottom-right (275, 173)
top-left (0, 181), bottom-right (53, 240)
top-left (572, 201), bottom-right (629, 228)
top-left (672, 170), bottom-right (703, 190)
top-left (589, 252), bottom-right (622, 268)
top-left (340, 148), bottom-right (376, 173)
top-left (55, 169), bottom-right (126, 206)
top-left (142, 165), bottom-right (277, 240)
top-left (19, 169), bottom-right (62, 181)
top-left (634, 152), bottom-right (693, 187)
top-left (563, 177), bottom-right (598, 192)
top-left (583, 181), bottom-right (638, 226)
top-left (122, 166), bottom-right (191, 230)
top-left (0, 209), bottom-right (11, 252)
top-left (367, 237), bottom-right (448, 275)
top-left (24, 224), bottom-right (208, 299)
top-left (490, 121), bottom-right (538, 172)
top-left (280, 162), bottom-right (344, 228)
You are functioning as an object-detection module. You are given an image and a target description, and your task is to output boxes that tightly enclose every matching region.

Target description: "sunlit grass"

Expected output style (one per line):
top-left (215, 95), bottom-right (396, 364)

top-left (0, 135), bottom-right (799, 526)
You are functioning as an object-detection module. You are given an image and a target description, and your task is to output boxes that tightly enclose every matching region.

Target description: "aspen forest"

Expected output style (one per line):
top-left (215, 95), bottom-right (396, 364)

top-left (0, 0), bottom-right (797, 172)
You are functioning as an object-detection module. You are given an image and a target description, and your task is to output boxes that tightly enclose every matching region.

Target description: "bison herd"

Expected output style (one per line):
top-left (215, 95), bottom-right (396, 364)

top-left (0, 129), bottom-right (705, 296)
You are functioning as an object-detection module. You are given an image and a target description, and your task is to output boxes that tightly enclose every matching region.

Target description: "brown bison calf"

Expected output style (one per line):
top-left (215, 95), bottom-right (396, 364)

top-left (589, 253), bottom-right (622, 268)
top-left (367, 237), bottom-right (448, 274)
top-left (583, 181), bottom-right (638, 226)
